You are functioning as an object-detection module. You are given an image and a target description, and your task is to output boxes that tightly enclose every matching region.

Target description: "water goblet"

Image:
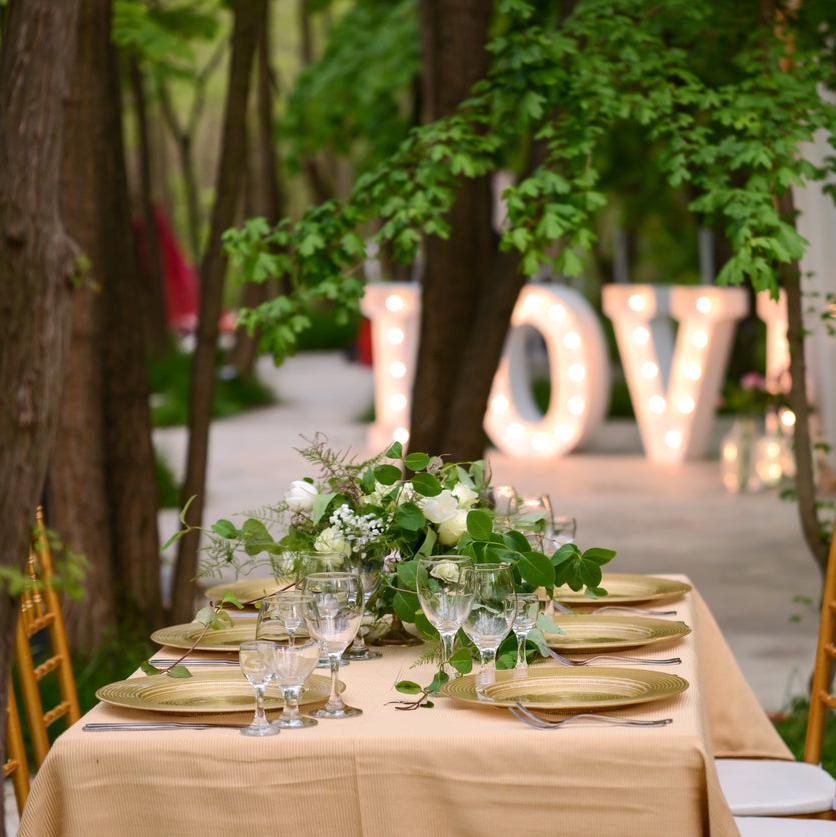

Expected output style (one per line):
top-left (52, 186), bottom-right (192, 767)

top-left (552, 515), bottom-right (577, 547)
top-left (462, 563), bottom-right (516, 687)
top-left (300, 552), bottom-right (354, 667)
top-left (487, 485), bottom-right (520, 517)
top-left (257, 591), bottom-right (311, 644)
top-left (416, 556), bottom-right (475, 676)
top-left (344, 553), bottom-right (382, 661)
top-left (512, 593), bottom-right (542, 674)
top-left (518, 495), bottom-right (555, 538)
top-left (302, 572), bottom-right (364, 719)
top-left (272, 638), bottom-right (320, 729)
top-left (238, 640), bottom-right (279, 736)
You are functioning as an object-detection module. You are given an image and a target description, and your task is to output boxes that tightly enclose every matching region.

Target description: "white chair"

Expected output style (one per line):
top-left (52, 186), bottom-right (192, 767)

top-left (735, 817), bottom-right (836, 835)
top-left (717, 518), bottom-right (836, 822)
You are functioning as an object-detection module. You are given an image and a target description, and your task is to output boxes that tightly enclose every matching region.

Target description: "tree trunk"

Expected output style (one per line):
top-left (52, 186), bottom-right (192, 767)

top-left (0, 0), bottom-right (80, 831)
top-left (52, 0), bottom-right (162, 648)
top-left (230, 4), bottom-right (283, 377)
top-left (172, 0), bottom-right (264, 622)
top-left (408, 0), bottom-right (497, 459)
top-left (128, 55), bottom-right (169, 354)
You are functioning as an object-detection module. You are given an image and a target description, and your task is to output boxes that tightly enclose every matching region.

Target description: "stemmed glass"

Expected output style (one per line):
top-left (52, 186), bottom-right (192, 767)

top-left (462, 563), bottom-right (516, 686)
top-left (256, 591), bottom-right (311, 644)
top-left (302, 572), bottom-right (364, 719)
top-left (344, 553), bottom-right (382, 661)
top-left (518, 495), bottom-right (555, 536)
top-left (272, 638), bottom-right (320, 728)
top-left (300, 552), bottom-right (354, 667)
top-left (416, 556), bottom-right (475, 676)
top-left (551, 515), bottom-right (577, 547)
top-left (512, 593), bottom-right (542, 674)
top-left (239, 640), bottom-right (279, 736)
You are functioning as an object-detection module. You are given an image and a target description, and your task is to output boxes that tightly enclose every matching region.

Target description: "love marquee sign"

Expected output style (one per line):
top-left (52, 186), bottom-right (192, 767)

top-left (360, 282), bottom-right (788, 464)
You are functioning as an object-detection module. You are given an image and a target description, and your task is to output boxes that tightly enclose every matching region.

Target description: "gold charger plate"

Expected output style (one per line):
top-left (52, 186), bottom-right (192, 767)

top-left (441, 666), bottom-right (688, 711)
top-left (555, 574), bottom-right (691, 606)
top-left (151, 622), bottom-right (297, 652)
top-left (545, 614), bottom-right (690, 652)
top-left (203, 577), bottom-right (288, 603)
top-left (96, 670), bottom-right (337, 714)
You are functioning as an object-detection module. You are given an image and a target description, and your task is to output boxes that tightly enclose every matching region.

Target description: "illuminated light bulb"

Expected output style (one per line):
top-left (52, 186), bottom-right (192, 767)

top-left (722, 443), bottom-right (738, 462)
top-left (554, 425), bottom-right (573, 442)
top-left (696, 295), bottom-right (712, 314)
top-left (548, 303), bottom-right (566, 322)
top-left (691, 330), bottom-right (708, 349)
top-left (387, 327), bottom-right (404, 345)
top-left (767, 442), bottom-right (781, 457)
top-left (568, 363), bottom-right (586, 383)
top-left (393, 426), bottom-right (410, 444)
top-left (628, 294), bottom-right (647, 313)
top-left (532, 432), bottom-right (551, 452)
top-left (567, 396), bottom-right (585, 416)
top-left (649, 395), bottom-right (666, 415)
top-left (491, 395), bottom-right (509, 414)
top-left (389, 393), bottom-right (407, 411)
top-left (677, 395), bottom-right (695, 414)
top-left (508, 422), bottom-right (525, 440)
top-left (664, 430), bottom-right (682, 449)
top-left (389, 361), bottom-right (407, 379)
top-left (641, 361), bottom-right (659, 379)
top-left (767, 463), bottom-right (782, 480)
top-left (563, 331), bottom-right (581, 351)
top-left (385, 294), bottom-right (404, 312)
top-left (632, 326), bottom-right (650, 346)
top-left (780, 409), bottom-right (796, 428)
top-left (685, 363), bottom-right (702, 381)
top-left (523, 295), bottom-right (542, 313)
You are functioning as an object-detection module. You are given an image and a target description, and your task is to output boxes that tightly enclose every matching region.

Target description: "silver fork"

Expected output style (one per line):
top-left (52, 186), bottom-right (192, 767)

top-left (509, 703), bottom-right (673, 730)
top-left (553, 601), bottom-right (677, 617)
top-left (151, 659), bottom-right (239, 666)
top-left (543, 646), bottom-right (681, 666)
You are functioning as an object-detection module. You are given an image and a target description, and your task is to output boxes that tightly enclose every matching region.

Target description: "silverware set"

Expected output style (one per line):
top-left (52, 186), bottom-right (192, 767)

top-left (84, 722), bottom-right (244, 731)
top-left (543, 646), bottom-right (682, 667)
top-left (508, 704), bottom-right (673, 730)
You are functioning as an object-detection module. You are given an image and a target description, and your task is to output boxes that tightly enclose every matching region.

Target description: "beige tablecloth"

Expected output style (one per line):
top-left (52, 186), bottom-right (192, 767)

top-left (19, 579), bottom-right (790, 837)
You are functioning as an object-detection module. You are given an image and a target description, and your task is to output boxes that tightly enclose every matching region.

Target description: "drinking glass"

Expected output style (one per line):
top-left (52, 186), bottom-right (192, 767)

top-left (512, 593), bottom-right (542, 673)
top-left (300, 552), bottom-right (354, 667)
top-left (344, 553), bottom-right (382, 661)
top-left (416, 556), bottom-right (475, 676)
top-left (302, 572), bottom-right (364, 719)
top-left (552, 515), bottom-right (577, 547)
top-left (518, 495), bottom-right (555, 535)
top-left (486, 485), bottom-right (519, 522)
top-left (462, 563), bottom-right (516, 686)
top-left (257, 591), bottom-right (311, 644)
top-left (272, 638), bottom-right (320, 729)
top-left (239, 640), bottom-right (279, 736)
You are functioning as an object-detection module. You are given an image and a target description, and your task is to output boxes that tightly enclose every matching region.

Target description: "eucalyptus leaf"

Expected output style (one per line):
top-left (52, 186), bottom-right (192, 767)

top-left (396, 559), bottom-right (418, 590)
top-left (311, 491), bottom-right (337, 524)
top-left (411, 472), bottom-right (442, 496)
top-left (194, 606), bottom-right (215, 627)
top-left (536, 612), bottom-right (564, 635)
top-left (140, 660), bottom-right (163, 676)
top-left (392, 591), bottom-right (420, 623)
top-left (449, 646), bottom-right (474, 674)
top-left (211, 519), bottom-right (238, 539)
top-left (417, 526), bottom-right (437, 556)
top-left (395, 680), bottom-right (423, 694)
top-left (166, 665), bottom-right (193, 679)
top-left (466, 509), bottom-right (493, 540)
top-left (161, 528), bottom-right (185, 551)
top-left (404, 452), bottom-right (430, 471)
top-left (427, 670), bottom-right (449, 694)
top-left (583, 547), bottom-right (616, 565)
top-left (394, 502), bottom-right (425, 531)
top-left (517, 551), bottom-right (555, 590)
top-left (413, 611), bottom-right (438, 638)
top-left (178, 494), bottom-right (196, 526)
top-left (221, 591), bottom-right (244, 609)
top-left (374, 464), bottom-right (402, 485)
top-left (385, 441), bottom-right (403, 459)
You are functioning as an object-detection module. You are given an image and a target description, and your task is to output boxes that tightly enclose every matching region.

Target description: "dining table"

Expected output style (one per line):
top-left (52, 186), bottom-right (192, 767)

top-left (18, 576), bottom-right (792, 837)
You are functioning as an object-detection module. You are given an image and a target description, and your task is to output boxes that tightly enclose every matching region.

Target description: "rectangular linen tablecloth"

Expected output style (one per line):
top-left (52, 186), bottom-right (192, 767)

top-left (19, 578), bottom-right (790, 837)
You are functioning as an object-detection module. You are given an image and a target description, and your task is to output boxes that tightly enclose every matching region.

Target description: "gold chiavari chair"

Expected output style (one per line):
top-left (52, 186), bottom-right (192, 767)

top-left (3, 686), bottom-right (30, 814)
top-left (718, 516), bottom-right (836, 835)
top-left (14, 507), bottom-right (80, 767)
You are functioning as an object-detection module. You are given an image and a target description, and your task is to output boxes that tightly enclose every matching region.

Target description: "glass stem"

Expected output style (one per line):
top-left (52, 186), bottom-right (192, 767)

top-left (352, 628), bottom-right (367, 652)
top-left (440, 631), bottom-right (456, 675)
top-left (253, 685), bottom-right (268, 727)
top-left (515, 632), bottom-right (528, 669)
top-left (284, 687), bottom-right (301, 723)
top-left (327, 654), bottom-right (343, 710)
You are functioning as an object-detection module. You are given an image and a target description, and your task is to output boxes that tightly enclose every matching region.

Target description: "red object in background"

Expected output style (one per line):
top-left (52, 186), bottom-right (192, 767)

top-left (357, 317), bottom-right (373, 366)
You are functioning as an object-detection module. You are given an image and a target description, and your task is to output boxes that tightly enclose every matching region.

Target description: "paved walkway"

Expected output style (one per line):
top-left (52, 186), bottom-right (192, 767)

top-left (155, 351), bottom-right (821, 712)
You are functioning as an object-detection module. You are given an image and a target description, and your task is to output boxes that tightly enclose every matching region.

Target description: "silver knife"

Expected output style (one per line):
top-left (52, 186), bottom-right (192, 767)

top-left (83, 722), bottom-right (244, 730)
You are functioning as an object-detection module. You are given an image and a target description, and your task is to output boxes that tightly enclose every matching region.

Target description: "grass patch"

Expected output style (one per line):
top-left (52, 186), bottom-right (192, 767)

top-left (149, 347), bottom-right (276, 427)
top-left (773, 698), bottom-right (836, 776)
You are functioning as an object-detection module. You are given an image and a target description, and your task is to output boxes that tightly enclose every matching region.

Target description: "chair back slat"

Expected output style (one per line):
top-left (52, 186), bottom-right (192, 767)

top-left (4, 685), bottom-right (30, 814)
top-left (805, 517), bottom-right (836, 764)
top-left (15, 507), bottom-right (80, 768)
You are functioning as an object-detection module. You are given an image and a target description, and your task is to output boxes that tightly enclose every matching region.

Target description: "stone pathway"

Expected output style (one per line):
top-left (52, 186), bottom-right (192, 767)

top-left (154, 351), bottom-right (819, 711)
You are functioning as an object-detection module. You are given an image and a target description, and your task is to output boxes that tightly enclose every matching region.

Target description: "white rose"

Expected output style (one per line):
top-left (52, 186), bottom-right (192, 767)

top-left (314, 527), bottom-right (351, 557)
top-left (452, 483), bottom-right (478, 509)
top-left (285, 480), bottom-right (318, 513)
top-left (438, 509), bottom-right (469, 545)
top-left (419, 489), bottom-right (458, 524)
top-left (430, 560), bottom-right (461, 583)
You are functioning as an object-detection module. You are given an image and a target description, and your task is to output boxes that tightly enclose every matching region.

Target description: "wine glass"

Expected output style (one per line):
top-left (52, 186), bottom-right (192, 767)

top-left (487, 485), bottom-right (520, 516)
top-left (343, 553), bottom-right (382, 661)
top-left (416, 556), bottom-right (475, 676)
top-left (512, 593), bottom-right (542, 674)
top-left (300, 552), bottom-right (354, 667)
top-left (257, 591), bottom-right (311, 644)
top-left (462, 563), bottom-right (516, 687)
top-left (301, 572), bottom-right (364, 719)
top-left (238, 640), bottom-right (279, 736)
top-left (272, 638), bottom-right (320, 729)
top-left (552, 515), bottom-right (577, 546)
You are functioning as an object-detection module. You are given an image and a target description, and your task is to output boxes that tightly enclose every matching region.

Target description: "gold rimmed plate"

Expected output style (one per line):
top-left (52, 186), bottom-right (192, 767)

top-left (96, 670), bottom-right (338, 714)
top-left (203, 577), bottom-right (290, 603)
top-left (555, 574), bottom-right (691, 606)
top-left (441, 667), bottom-right (688, 711)
top-left (545, 615), bottom-right (690, 652)
top-left (151, 622), bottom-right (302, 652)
